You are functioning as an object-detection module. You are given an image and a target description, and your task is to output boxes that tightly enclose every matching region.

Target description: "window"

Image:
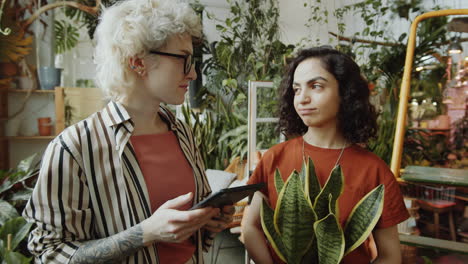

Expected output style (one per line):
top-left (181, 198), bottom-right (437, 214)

top-left (247, 81), bottom-right (285, 173)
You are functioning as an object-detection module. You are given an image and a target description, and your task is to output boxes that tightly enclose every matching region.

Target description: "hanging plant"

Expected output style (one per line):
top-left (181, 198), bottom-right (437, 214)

top-left (261, 158), bottom-right (385, 264)
top-left (0, 1), bottom-right (33, 64)
top-left (54, 19), bottom-right (80, 54)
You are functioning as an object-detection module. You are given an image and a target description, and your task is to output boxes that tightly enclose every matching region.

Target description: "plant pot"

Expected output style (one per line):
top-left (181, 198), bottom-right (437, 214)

top-left (38, 66), bottom-right (61, 90)
top-left (37, 117), bottom-right (53, 136)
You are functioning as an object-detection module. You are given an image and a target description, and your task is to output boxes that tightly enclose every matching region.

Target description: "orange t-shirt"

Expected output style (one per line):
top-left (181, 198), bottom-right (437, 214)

top-left (131, 131), bottom-right (196, 264)
top-left (247, 137), bottom-right (409, 264)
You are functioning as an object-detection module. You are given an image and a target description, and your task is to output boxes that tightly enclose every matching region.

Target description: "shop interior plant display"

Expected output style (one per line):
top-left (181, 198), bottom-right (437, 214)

top-left (0, 0), bottom-right (125, 90)
top-left (0, 154), bottom-right (39, 264)
top-left (185, 0), bottom-right (464, 171)
top-left (0, 0), bottom-right (105, 131)
top-left (304, 0), bottom-right (460, 168)
top-left (260, 158), bottom-right (384, 264)
top-left (187, 0), bottom-right (294, 169)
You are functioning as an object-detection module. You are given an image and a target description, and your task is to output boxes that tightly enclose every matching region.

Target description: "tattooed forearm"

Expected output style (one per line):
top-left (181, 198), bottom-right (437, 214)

top-left (69, 224), bottom-right (144, 264)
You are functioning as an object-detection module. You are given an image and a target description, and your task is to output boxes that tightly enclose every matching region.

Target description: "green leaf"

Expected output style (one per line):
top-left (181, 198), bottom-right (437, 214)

top-left (54, 20), bottom-right (80, 54)
top-left (17, 154), bottom-right (37, 173)
top-left (314, 213), bottom-right (345, 264)
top-left (218, 125), bottom-right (247, 142)
top-left (299, 161), bottom-right (307, 187)
top-left (274, 172), bottom-right (316, 263)
top-left (3, 250), bottom-right (32, 264)
top-left (303, 157), bottom-right (320, 205)
top-left (313, 166), bottom-right (344, 220)
top-left (0, 179), bottom-right (14, 196)
top-left (344, 184), bottom-right (385, 255)
top-left (0, 217), bottom-right (33, 251)
top-left (6, 188), bottom-right (32, 203)
top-left (260, 199), bottom-right (287, 262)
top-left (0, 200), bottom-right (19, 226)
top-left (300, 241), bottom-right (318, 264)
top-left (274, 168), bottom-right (284, 195)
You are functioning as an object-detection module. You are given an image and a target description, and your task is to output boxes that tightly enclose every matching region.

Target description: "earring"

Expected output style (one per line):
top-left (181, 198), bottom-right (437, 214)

top-left (130, 65), bottom-right (136, 69)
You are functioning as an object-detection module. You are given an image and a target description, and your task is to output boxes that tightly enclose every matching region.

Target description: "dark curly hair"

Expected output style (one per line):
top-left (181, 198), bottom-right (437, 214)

top-left (279, 46), bottom-right (377, 144)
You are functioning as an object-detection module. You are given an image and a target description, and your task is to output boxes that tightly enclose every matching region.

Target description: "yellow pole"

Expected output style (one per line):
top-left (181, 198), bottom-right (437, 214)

top-left (390, 9), bottom-right (468, 176)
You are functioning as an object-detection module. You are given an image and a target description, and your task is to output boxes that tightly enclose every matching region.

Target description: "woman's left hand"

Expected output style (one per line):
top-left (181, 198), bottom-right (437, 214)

top-left (204, 205), bottom-right (235, 233)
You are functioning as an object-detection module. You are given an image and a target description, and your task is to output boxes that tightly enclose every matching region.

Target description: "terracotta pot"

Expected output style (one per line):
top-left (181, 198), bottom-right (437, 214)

top-left (37, 117), bottom-right (53, 136)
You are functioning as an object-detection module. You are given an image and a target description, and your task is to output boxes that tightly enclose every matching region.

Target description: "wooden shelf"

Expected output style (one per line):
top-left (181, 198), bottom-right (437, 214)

top-left (408, 127), bottom-right (450, 131)
top-left (1, 136), bottom-right (56, 140)
top-left (4, 89), bottom-right (55, 94)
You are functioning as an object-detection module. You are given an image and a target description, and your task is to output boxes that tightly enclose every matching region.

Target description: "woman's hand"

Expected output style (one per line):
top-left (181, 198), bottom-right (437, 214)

top-left (203, 205), bottom-right (236, 233)
top-left (141, 192), bottom-right (220, 244)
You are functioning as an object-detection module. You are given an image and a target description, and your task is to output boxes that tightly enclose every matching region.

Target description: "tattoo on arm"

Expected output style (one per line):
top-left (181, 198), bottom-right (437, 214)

top-left (69, 224), bottom-right (145, 264)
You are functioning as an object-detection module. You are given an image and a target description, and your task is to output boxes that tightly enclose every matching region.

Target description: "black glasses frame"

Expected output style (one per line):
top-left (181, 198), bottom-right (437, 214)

top-left (149, 51), bottom-right (193, 75)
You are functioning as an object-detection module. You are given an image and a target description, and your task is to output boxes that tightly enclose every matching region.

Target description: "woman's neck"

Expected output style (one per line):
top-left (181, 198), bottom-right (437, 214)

top-left (303, 126), bottom-right (347, 149)
top-left (118, 95), bottom-right (168, 136)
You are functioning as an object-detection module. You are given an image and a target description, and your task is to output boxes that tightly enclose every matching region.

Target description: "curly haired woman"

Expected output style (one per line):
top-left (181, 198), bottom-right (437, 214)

top-left (242, 46), bottom-right (409, 264)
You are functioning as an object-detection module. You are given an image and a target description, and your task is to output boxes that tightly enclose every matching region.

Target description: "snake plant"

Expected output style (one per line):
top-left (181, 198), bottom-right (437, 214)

top-left (261, 158), bottom-right (385, 264)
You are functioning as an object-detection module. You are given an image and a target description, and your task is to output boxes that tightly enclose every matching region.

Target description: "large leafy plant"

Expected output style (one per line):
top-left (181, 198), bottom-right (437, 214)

top-left (261, 158), bottom-right (384, 264)
top-left (184, 0), bottom-right (294, 169)
top-left (304, 0), bottom-right (450, 165)
top-left (0, 154), bottom-right (39, 264)
top-left (0, 3), bottom-right (32, 64)
top-left (0, 217), bottom-right (33, 264)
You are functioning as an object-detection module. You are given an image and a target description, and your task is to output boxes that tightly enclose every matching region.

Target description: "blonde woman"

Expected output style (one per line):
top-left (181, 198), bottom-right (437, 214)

top-left (23, 0), bottom-right (233, 263)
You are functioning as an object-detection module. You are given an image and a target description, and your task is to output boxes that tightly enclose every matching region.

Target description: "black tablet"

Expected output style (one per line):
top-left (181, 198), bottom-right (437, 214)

top-left (190, 183), bottom-right (265, 210)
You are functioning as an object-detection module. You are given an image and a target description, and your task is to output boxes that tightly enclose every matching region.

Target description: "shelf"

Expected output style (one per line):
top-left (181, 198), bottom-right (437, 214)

top-left (4, 89), bottom-right (55, 94)
top-left (408, 127), bottom-right (450, 131)
top-left (1, 136), bottom-right (56, 140)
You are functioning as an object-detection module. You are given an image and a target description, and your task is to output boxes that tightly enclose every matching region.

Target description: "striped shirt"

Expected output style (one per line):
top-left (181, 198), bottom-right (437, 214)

top-left (23, 101), bottom-right (214, 264)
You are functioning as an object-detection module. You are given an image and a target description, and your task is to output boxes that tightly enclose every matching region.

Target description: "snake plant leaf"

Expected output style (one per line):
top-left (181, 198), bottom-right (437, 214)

top-left (344, 184), bottom-right (385, 255)
top-left (300, 239), bottom-right (318, 264)
top-left (313, 165), bottom-right (344, 220)
top-left (299, 161), bottom-right (307, 187)
top-left (260, 199), bottom-right (287, 262)
top-left (274, 171), bottom-right (316, 263)
top-left (304, 157), bottom-right (321, 205)
top-left (313, 213), bottom-right (345, 264)
top-left (274, 168), bottom-right (284, 195)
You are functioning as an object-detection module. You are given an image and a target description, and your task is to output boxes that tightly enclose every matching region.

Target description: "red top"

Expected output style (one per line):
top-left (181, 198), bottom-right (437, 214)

top-left (248, 137), bottom-right (409, 263)
top-left (131, 131), bottom-right (196, 264)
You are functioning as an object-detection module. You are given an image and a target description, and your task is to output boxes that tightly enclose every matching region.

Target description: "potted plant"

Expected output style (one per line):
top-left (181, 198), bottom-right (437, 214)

top-left (0, 154), bottom-right (40, 264)
top-left (0, 0), bottom-right (33, 87)
top-left (185, 0), bottom-right (294, 169)
top-left (261, 158), bottom-right (384, 264)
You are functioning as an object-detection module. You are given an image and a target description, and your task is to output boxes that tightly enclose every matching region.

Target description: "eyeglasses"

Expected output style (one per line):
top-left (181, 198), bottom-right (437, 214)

top-left (149, 51), bottom-right (193, 75)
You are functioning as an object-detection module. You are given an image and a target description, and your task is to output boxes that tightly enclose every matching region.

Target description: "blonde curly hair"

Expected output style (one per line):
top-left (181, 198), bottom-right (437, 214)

top-left (94, 0), bottom-right (202, 101)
